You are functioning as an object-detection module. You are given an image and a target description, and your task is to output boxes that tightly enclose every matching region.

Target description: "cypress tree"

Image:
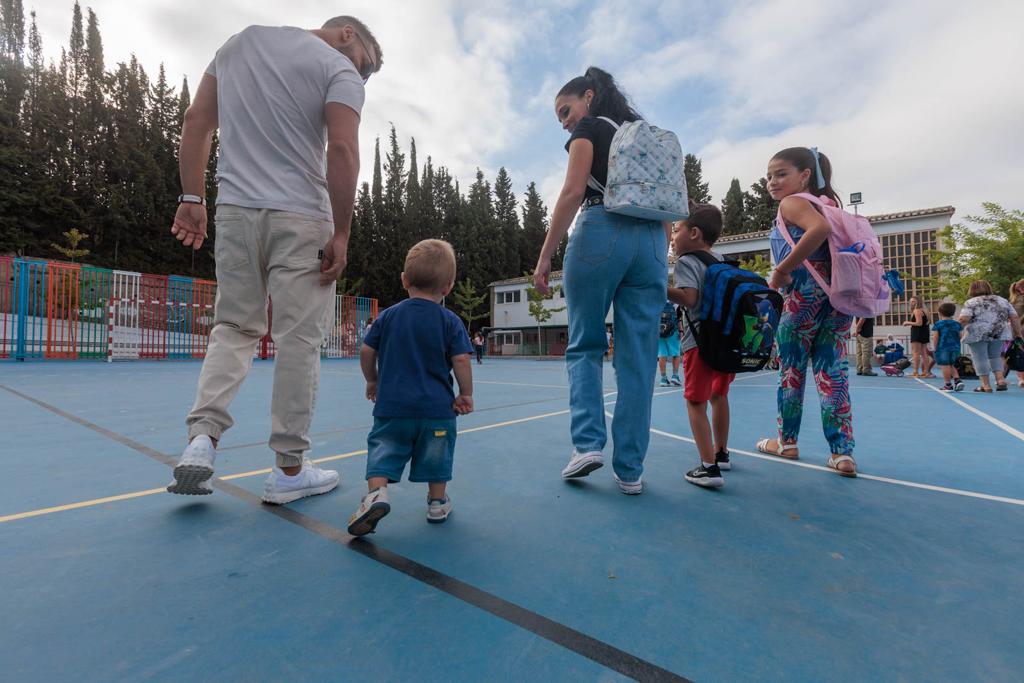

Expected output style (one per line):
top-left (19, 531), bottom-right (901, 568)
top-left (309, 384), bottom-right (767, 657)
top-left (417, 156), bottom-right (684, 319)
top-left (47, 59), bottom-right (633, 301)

top-left (721, 178), bottom-right (746, 236)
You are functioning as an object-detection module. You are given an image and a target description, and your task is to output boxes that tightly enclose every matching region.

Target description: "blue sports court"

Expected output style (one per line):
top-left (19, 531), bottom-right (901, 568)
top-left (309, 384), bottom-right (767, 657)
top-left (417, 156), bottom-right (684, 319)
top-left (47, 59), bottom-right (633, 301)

top-left (2, 359), bottom-right (1023, 681)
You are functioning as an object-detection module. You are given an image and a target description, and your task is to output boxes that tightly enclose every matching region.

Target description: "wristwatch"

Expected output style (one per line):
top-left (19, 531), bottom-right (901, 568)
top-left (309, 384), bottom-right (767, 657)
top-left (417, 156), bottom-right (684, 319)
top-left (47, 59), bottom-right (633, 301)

top-left (177, 194), bottom-right (206, 206)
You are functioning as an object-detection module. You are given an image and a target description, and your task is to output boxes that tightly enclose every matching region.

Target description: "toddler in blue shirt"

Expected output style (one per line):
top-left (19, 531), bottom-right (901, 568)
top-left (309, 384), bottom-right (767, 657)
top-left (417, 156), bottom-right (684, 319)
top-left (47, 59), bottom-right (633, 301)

top-left (348, 239), bottom-right (474, 536)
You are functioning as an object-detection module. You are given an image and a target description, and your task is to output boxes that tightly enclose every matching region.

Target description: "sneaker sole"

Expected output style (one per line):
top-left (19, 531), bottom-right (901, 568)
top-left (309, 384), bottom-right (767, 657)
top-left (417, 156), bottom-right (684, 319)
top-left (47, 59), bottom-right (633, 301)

top-left (562, 460), bottom-right (603, 479)
top-left (261, 478), bottom-right (339, 505)
top-left (617, 484), bottom-right (643, 495)
top-left (685, 475), bottom-right (724, 488)
top-left (167, 464), bottom-right (214, 495)
top-left (427, 510), bottom-right (451, 524)
top-left (348, 502), bottom-right (391, 536)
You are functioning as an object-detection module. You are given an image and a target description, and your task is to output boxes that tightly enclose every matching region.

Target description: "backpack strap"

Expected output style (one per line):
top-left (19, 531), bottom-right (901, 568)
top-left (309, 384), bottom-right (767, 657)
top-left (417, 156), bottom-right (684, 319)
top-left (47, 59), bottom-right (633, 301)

top-left (774, 205), bottom-right (832, 296)
top-left (586, 117), bottom-right (622, 195)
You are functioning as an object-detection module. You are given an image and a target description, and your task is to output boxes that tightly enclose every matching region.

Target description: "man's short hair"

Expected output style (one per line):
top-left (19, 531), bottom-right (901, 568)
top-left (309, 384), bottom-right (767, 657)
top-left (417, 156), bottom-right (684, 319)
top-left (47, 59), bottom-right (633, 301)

top-left (322, 15), bottom-right (383, 71)
top-left (938, 302), bottom-right (956, 317)
top-left (684, 203), bottom-right (724, 246)
top-left (405, 239), bottom-right (456, 293)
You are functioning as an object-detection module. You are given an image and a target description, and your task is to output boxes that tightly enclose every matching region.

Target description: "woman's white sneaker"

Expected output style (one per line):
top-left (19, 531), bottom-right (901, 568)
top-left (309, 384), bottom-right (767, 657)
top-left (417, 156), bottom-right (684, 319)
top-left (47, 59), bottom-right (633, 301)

top-left (561, 450), bottom-right (604, 478)
top-left (613, 473), bottom-right (644, 495)
top-left (167, 435), bottom-right (216, 496)
top-left (261, 458), bottom-right (340, 504)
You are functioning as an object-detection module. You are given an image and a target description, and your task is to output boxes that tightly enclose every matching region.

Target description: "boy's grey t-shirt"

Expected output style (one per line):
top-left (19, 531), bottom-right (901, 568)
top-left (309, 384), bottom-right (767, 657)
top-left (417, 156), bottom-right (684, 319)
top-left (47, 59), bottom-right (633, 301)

top-left (673, 250), bottom-right (723, 353)
top-left (206, 26), bottom-right (365, 221)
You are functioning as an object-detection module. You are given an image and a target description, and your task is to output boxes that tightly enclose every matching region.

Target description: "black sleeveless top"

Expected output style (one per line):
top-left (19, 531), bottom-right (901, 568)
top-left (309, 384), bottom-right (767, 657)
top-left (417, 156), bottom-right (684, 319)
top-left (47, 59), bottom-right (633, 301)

top-left (565, 116), bottom-right (617, 203)
top-left (910, 309), bottom-right (930, 344)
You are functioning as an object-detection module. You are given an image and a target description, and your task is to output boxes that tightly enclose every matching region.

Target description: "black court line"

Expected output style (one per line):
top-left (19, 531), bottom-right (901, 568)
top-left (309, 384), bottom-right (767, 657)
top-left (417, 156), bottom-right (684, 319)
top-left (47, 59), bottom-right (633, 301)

top-left (1, 383), bottom-right (691, 683)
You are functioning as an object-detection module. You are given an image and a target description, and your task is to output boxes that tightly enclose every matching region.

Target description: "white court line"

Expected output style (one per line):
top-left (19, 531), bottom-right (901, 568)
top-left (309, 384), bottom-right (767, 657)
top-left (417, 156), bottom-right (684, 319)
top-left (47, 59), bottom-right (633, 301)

top-left (914, 377), bottom-right (1024, 443)
top-left (645, 424), bottom-right (1024, 508)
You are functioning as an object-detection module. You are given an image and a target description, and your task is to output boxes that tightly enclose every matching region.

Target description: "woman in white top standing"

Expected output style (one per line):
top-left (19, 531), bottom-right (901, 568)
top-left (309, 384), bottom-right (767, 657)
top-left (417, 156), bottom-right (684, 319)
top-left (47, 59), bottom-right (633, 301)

top-left (958, 279), bottom-right (1022, 392)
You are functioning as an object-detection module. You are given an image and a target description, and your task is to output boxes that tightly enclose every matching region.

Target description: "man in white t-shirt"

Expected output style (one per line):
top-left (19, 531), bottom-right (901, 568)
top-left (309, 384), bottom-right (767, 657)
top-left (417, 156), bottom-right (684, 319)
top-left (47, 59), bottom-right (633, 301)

top-left (167, 16), bottom-right (381, 504)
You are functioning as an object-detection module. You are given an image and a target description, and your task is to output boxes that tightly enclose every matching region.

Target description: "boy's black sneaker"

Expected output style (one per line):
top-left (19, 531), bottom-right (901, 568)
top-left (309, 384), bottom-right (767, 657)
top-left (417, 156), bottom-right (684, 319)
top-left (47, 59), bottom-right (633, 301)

top-left (685, 463), bottom-right (724, 488)
top-left (953, 379), bottom-right (965, 392)
top-left (715, 448), bottom-right (731, 470)
top-left (940, 383), bottom-right (954, 392)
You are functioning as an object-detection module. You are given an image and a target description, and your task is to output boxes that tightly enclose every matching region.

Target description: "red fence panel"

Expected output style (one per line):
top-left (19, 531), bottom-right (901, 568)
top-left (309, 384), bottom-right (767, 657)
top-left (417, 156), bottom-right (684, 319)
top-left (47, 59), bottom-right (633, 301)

top-left (45, 261), bottom-right (81, 359)
top-left (191, 278), bottom-right (216, 358)
top-left (139, 274), bottom-right (168, 359)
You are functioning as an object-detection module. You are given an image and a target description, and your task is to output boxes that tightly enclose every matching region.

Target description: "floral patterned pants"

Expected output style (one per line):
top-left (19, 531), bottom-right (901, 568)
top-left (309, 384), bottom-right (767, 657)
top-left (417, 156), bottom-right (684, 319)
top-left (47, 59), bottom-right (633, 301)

top-left (776, 268), bottom-right (855, 455)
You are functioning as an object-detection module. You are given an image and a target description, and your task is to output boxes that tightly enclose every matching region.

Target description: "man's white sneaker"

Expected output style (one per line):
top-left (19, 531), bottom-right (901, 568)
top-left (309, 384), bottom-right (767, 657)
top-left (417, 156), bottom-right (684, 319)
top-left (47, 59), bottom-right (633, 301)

top-left (561, 450), bottom-right (604, 479)
top-left (427, 494), bottom-right (452, 524)
top-left (613, 473), bottom-right (644, 495)
top-left (167, 435), bottom-right (216, 495)
top-left (348, 487), bottom-right (391, 536)
top-left (261, 458), bottom-right (340, 504)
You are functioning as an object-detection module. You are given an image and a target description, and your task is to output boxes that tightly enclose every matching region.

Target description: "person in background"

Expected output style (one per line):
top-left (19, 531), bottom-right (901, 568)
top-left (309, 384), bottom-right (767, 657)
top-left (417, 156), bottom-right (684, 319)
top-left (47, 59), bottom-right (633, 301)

top-left (854, 316), bottom-right (877, 376)
top-left (903, 296), bottom-right (934, 378)
top-left (931, 303), bottom-right (964, 392)
top-left (472, 331), bottom-right (485, 365)
top-left (958, 279), bottom-right (1022, 392)
top-left (1009, 279), bottom-right (1024, 387)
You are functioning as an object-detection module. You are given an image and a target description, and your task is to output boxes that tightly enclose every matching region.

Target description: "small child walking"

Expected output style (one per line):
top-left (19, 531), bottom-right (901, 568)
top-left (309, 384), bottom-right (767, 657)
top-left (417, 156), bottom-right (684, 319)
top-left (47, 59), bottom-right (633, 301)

top-left (348, 239), bottom-right (474, 536)
top-left (669, 203), bottom-right (733, 488)
top-left (931, 302), bottom-right (964, 392)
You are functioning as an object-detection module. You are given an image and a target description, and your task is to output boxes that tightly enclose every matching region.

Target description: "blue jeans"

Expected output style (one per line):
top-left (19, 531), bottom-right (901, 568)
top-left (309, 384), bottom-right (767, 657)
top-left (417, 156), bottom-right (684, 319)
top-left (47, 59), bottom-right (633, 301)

top-left (562, 206), bottom-right (667, 482)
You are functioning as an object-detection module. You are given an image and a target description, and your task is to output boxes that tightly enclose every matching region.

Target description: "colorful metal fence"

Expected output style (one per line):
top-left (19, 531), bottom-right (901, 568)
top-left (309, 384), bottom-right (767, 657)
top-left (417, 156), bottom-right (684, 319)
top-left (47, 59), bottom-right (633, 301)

top-left (1, 256), bottom-right (377, 362)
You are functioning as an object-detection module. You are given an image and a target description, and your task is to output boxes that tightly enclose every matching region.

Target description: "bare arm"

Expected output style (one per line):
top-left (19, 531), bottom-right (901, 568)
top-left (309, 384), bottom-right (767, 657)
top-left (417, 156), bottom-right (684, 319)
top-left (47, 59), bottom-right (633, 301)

top-left (360, 344), bottom-right (378, 401)
top-left (533, 139), bottom-right (592, 294)
top-left (170, 73), bottom-right (218, 250)
top-left (668, 286), bottom-right (699, 309)
top-left (320, 102), bottom-right (361, 285)
top-left (930, 330), bottom-right (939, 349)
top-left (774, 196), bottom-right (832, 275)
top-left (1011, 313), bottom-right (1022, 339)
top-left (451, 353), bottom-right (474, 414)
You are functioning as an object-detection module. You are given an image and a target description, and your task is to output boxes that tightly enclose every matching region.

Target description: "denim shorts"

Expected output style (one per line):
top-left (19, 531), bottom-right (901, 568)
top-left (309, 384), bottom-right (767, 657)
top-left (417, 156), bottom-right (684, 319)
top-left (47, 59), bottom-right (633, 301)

top-left (657, 334), bottom-right (681, 358)
top-left (366, 417), bottom-right (457, 483)
top-left (934, 348), bottom-right (959, 367)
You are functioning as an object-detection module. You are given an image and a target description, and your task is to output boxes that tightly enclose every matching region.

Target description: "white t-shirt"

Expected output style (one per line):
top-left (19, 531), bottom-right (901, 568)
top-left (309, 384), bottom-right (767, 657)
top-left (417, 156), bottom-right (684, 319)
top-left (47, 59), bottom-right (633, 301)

top-left (206, 26), bottom-right (365, 221)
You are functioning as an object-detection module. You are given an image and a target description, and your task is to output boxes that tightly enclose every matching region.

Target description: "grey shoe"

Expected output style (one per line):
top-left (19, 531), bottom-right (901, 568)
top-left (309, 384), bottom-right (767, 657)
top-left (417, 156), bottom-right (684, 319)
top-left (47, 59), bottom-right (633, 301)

top-left (168, 435), bottom-right (216, 496)
top-left (427, 494), bottom-right (452, 524)
top-left (348, 487), bottom-right (390, 536)
top-left (262, 458), bottom-right (340, 505)
top-left (562, 450), bottom-right (604, 479)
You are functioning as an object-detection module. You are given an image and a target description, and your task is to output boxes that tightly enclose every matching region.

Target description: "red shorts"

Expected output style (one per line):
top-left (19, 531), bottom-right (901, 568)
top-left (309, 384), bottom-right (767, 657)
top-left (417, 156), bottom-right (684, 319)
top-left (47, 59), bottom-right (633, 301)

top-left (683, 348), bottom-right (735, 402)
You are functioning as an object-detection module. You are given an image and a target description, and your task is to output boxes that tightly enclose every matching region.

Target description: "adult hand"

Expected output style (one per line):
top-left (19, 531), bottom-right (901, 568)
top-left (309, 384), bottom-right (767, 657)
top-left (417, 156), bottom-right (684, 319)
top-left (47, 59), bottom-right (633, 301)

top-left (320, 233), bottom-right (348, 286)
top-left (453, 394), bottom-right (474, 415)
top-left (170, 203), bottom-right (208, 250)
top-left (533, 257), bottom-right (552, 297)
top-left (365, 381), bottom-right (377, 402)
top-left (768, 268), bottom-right (792, 290)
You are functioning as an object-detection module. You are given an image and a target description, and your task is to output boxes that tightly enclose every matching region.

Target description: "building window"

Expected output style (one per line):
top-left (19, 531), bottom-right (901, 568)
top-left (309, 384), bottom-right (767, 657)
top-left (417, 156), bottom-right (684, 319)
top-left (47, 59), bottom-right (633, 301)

top-left (496, 290), bottom-right (522, 304)
top-left (878, 228), bottom-right (940, 327)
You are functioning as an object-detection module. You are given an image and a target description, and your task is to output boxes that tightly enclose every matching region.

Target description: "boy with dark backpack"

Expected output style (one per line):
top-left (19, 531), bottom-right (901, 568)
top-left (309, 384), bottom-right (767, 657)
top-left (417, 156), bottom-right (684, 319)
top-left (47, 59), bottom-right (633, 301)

top-left (670, 203), bottom-right (774, 488)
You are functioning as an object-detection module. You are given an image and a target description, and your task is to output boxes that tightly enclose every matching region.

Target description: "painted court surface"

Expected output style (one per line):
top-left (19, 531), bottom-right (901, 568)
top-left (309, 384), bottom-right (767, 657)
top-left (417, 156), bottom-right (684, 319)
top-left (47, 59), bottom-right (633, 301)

top-left (2, 359), bottom-right (1022, 682)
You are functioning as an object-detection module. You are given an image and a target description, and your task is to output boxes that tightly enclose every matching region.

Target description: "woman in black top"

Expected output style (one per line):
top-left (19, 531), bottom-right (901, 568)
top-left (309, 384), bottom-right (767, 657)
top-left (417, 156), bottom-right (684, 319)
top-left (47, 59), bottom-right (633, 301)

top-left (903, 296), bottom-right (934, 377)
top-left (532, 67), bottom-right (668, 494)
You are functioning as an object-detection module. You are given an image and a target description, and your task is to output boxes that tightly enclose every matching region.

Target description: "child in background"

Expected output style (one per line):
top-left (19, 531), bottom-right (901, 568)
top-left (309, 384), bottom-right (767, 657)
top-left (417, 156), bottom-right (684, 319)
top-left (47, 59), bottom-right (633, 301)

top-left (657, 300), bottom-right (683, 387)
top-left (931, 302), bottom-right (964, 392)
top-left (348, 240), bottom-right (474, 536)
top-left (669, 202), bottom-right (732, 488)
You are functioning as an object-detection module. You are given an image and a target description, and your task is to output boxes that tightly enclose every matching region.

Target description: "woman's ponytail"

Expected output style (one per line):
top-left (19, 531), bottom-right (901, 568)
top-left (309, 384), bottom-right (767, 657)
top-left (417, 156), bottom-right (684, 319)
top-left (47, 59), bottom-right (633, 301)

top-left (557, 66), bottom-right (641, 124)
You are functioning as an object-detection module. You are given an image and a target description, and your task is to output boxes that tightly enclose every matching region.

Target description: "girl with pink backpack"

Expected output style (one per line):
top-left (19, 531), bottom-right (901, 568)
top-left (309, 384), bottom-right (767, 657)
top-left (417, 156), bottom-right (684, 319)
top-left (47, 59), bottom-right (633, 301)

top-left (754, 147), bottom-right (882, 478)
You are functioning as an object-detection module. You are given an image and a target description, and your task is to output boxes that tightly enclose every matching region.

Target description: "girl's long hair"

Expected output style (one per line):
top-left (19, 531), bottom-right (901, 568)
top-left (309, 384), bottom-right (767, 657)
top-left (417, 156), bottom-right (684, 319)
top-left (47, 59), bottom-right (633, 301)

top-left (771, 147), bottom-right (841, 207)
top-left (557, 66), bottom-right (641, 125)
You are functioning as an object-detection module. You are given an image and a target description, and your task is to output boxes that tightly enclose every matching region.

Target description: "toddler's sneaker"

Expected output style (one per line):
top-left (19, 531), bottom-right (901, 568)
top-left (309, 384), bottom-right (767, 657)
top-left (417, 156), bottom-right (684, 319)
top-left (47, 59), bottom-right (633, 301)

top-left (613, 473), bottom-right (644, 495)
top-left (659, 376), bottom-right (671, 387)
top-left (940, 383), bottom-right (954, 392)
top-left (167, 434), bottom-right (216, 496)
top-left (347, 487), bottom-right (391, 536)
top-left (715, 448), bottom-right (731, 471)
top-left (262, 458), bottom-right (340, 504)
top-left (685, 462), bottom-right (724, 488)
top-left (670, 374), bottom-right (682, 386)
top-left (953, 379), bottom-right (965, 392)
top-left (427, 494), bottom-right (452, 524)
top-left (561, 449), bottom-right (603, 479)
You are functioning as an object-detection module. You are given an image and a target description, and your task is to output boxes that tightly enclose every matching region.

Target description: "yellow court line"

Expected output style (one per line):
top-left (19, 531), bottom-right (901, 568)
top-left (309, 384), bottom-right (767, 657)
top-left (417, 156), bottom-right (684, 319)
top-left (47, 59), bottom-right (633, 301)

top-left (0, 488), bottom-right (168, 523)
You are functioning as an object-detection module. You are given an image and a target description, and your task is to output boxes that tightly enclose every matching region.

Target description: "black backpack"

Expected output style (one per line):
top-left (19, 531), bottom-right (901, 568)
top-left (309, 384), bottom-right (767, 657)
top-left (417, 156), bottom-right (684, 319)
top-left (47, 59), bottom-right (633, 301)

top-left (954, 354), bottom-right (978, 379)
top-left (1004, 338), bottom-right (1024, 372)
top-left (658, 305), bottom-right (678, 338)
top-left (681, 251), bottom-right (784, 373)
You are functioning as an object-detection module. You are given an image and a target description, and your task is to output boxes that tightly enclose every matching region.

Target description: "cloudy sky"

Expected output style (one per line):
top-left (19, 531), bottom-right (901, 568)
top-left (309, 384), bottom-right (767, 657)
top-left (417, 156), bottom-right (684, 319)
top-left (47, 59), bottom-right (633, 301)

top-left (33, 0), bottom-right (1024, 223)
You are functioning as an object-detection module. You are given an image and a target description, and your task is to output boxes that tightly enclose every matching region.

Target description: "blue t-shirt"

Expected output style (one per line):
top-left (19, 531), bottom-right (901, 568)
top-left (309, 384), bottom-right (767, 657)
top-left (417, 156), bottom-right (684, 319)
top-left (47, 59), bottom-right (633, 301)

top-left (363, 298), bottom-right (473, 419)
top-left (932, 318), bottom-right (962, 353)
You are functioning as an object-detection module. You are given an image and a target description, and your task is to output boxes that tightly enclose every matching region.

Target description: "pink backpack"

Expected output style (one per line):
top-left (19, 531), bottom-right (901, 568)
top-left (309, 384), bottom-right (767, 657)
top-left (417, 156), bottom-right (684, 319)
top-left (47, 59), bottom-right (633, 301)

top-left (776, 193), bottom-right (891, 318)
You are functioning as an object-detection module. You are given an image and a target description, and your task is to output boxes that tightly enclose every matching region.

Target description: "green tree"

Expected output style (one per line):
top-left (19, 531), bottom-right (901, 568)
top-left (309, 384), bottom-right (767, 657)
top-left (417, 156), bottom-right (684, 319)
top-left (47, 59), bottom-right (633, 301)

top-left (721, 178), bottom-right (746, 235)
top-left (526, 278), bottom-right (566, 354)
top-left (739, 253), bottom-right (772, 277)
top-left (742, 177), bottom-right (776, 233)
top-left (683, 153), bottom-right (711, 204)
top-left (449, 278), bottom-right (489, 331)
top-left (51, 228), bottom-right (90, 262)
top-left (493, 166), bottom-right (521, 279)
top-left (922, 203), bottom-right (1024, 301)
top-left (520, 182), bottom-right (550, 270)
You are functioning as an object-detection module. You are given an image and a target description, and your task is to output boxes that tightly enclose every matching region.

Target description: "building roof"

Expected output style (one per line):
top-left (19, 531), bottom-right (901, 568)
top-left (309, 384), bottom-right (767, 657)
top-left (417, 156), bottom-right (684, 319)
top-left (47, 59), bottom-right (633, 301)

top-left (490, 271), bottom-right (564, 287)
top-left (715, 205), bottom-right (955, 245)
